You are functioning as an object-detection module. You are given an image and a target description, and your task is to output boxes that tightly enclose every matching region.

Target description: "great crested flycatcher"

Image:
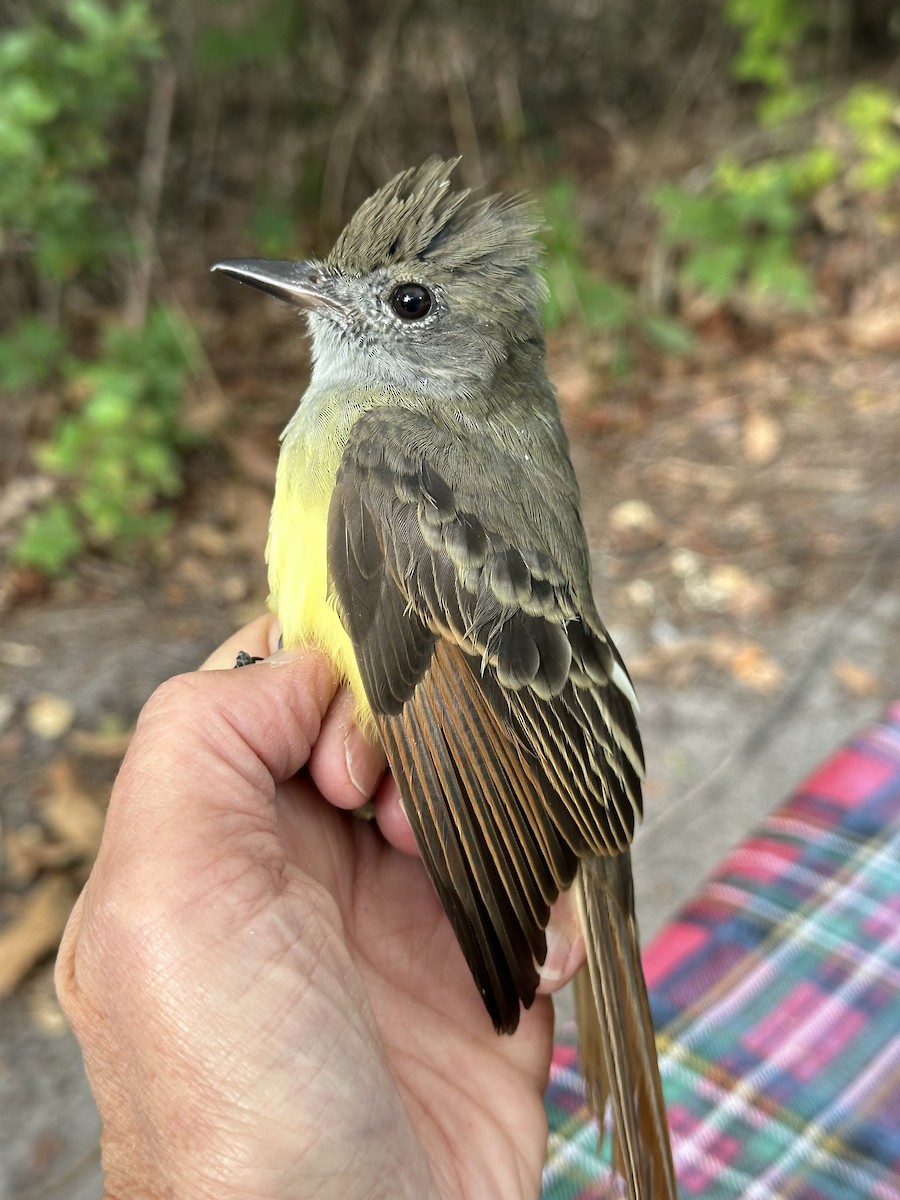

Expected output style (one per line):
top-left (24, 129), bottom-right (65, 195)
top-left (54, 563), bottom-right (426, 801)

top-left (213, 159), bottom-right (676, 1198)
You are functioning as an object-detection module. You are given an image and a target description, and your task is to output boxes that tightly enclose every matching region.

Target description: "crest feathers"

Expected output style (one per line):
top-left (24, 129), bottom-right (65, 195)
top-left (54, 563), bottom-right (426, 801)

top-left (327, 158), bottom-right (542, 278)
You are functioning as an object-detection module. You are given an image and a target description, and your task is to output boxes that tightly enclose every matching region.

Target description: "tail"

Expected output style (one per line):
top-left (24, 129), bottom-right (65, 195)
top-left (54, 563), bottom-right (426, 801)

top-left (574, 852), bottom-right (677, 1200)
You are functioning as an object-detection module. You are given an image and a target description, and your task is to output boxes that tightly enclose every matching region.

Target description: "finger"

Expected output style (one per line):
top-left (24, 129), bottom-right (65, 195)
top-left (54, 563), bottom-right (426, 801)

top-left (94, 650), bottom-right (340, 908)
top-left (373, 775), bottom-right (420, 857)
top-left (307, 686), bottom-right (387, 810)
top-left (537, 890), bottom-right (585, 994)
top-left (200, 613), bottom-right (282, 670)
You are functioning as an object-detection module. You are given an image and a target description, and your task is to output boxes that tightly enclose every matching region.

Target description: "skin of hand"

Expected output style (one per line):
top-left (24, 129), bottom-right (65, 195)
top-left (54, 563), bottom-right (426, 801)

top-left (56, 614), bottom-right (586, 1200)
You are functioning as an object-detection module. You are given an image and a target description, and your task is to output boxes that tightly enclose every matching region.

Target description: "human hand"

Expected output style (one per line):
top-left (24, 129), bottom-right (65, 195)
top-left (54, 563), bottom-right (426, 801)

top-left (56, 615), bottom-right (585, 1200)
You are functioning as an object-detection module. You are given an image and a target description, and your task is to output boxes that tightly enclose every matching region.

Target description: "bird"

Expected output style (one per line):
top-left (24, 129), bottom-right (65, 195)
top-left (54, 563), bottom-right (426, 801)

top-left (212, 158), bottom-right (676, 1198)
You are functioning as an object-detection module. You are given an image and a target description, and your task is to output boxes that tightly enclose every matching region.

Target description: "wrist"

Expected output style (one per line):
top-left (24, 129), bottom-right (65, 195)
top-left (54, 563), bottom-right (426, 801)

top-left (99, 1116), bottom-right (441, 1200)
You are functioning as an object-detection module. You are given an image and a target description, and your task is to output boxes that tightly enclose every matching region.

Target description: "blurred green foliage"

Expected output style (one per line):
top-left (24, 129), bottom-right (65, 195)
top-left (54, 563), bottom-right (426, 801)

top-left (0, 318), bottom-right (67, 392)
top-left (839, 83), bottom-right (900, 190)
top-left (542, 181), bottom-right (692, 374)
top-left (657, 1), bottom-right (900, 311)
top-left (197, 0), bottom-right (300, 71)
top-left (4, 0), bottom-right (900, 577)
top-left (725, 0), bottom-right (814, 123)
top-left (656, 148), bottom-right (838, 307)
top-left (1, 0), bottom-right (196, 576)
top-left (12, 310), bottom-right (194, 576)
top-left (0, 0), bottom-right (159, 279)
top-left (248, 197), bottom-right (302, 259)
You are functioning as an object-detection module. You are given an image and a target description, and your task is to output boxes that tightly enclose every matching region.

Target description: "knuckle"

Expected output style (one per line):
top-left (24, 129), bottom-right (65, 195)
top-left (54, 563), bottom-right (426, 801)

top-left (137, 671), bottom-right (205, 732)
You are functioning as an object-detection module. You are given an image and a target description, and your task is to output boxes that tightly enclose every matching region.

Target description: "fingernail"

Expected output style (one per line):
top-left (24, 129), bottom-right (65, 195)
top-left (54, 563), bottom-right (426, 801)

top-left (267, 620), bottom-right (284, 656)
top-left (260, 647), bottom-right (307, 667)
top-left (345, 725), bottom-right (384, 798)
top-left (539, 925), bottom-right (573, 983)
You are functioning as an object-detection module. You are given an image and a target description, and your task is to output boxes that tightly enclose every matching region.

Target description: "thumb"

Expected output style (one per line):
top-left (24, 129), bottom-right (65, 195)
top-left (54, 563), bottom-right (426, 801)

top-left (90, 646), bottom-right (340, 918)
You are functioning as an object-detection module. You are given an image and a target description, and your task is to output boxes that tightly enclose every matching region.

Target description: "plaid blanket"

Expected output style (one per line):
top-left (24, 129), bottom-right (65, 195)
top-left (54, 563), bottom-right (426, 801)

top-left (543, 702), bottom-right (900, 1200)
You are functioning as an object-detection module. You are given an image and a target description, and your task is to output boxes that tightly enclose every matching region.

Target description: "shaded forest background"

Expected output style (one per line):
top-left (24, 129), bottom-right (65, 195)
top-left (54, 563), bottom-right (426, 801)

top-left (3, 0), bottom-right (900, 582)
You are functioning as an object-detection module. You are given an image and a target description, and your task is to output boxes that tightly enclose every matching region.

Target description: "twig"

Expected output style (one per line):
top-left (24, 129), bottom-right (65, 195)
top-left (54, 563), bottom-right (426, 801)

top-left (442, 36), bottom-right (483, 187)
top-left (156, 280), bottom-right (232, 419)
top-left (126, 60), bottom-right (177, 329)
top-left (319, 0), bottom-right (412, 229)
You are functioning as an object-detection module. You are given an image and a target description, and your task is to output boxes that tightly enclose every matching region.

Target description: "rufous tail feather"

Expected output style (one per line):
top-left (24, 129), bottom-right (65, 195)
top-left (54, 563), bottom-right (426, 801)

top-left (574, 853), bottom-right (677, 1199)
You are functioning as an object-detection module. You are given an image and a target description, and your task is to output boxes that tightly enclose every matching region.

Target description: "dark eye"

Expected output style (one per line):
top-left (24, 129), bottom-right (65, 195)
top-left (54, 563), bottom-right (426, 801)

top-left (389, 282), bottom-right (433, 320)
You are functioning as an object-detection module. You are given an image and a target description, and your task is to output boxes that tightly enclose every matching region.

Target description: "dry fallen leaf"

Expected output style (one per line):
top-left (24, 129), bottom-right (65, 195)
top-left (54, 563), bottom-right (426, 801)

top-left (843, 309), bottom-right (900, 351)
top-left (620, 578), bottom-right (657, 611)
top-left (186, 521), bottom-right (231, 558)
top-left (743, 409), bottom-right (781, 465)
top-left (773, 324), bottom-right (833, 360)
top-left (24, 964), bottom-right (69, 1034)
top-left (626, 637), bottom-right (711, 681)
top-left (627, 634), bottom-right (783, 692)
top-left (0, 640), bottom-right (42, 668)
top-left (0, 875), bottom-right (77, 997)
top-left (844, 298), bottom-right (900, 350)
top-left (607, 499), bottom-right (664, 551)
top-left (39, 759), bottom-right (106, 861)
top-left (851, 388), bottom-right (881, 412)
top-left (25, 693), bottom-right (75, 740)
top-left (682, 561), bottom-right (774, 619)
top-left (222, 573), bottom-right (251, 603)
top-left (724, 641), bottom-right (784, 693)
top-left (832, 659), bottom-right (882, 698)
top-left (68, 727), bottom-right (133, 758)
top-left (705, 563), bottom-right (775, 620)
top-left (2, 824), bottom-right (74, 888)
top-left (552, 357), bottom-right (595, 414)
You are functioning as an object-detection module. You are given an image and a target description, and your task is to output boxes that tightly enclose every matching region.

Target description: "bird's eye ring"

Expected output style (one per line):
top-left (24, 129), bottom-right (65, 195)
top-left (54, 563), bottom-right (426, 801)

top-left (389, 282), bottom-right (433, 321)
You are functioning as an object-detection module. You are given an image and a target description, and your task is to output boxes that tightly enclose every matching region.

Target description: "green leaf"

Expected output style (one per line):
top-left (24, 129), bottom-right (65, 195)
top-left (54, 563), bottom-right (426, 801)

top-left (638, 315), bottom-right (695, 355)
top-left (0, 317), bottom-right (66, 390)
top-left (0, 0), bottom-right (161, 278)
top-left (840, 83), bottom-right (897, 132)
top-left (610, 339), bottom-right (633, 378)
top-left (18, 304), bottom-right (195, 572)
top-left (758, 83), bottom-right (817, 125)
top-left (13, 501), bottom-right (84, 576)
top-left (198, 0), bottom-right (298, 70)
top-left (683, 243), bottom-right (747, 296)
top-left (750, 244), bottom-right (813, 306)
top-left (2, 78), bottom-right (60, 127)
top-left (580, 278), bottom-right (632, 330)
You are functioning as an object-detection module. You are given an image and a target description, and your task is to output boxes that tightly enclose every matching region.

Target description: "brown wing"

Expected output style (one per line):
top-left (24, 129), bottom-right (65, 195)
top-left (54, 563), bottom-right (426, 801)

top-left (327, 407), bottom-right (644, 1032)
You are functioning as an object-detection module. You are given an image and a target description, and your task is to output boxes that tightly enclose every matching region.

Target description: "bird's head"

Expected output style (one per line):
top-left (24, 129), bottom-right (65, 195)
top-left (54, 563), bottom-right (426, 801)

top-left (213, 159), bottom-right (546, 401)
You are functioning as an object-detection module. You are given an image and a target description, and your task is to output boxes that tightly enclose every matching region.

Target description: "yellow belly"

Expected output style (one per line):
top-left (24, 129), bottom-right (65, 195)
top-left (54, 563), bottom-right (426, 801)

top-left (266, 451), bottom-right (372, 725)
